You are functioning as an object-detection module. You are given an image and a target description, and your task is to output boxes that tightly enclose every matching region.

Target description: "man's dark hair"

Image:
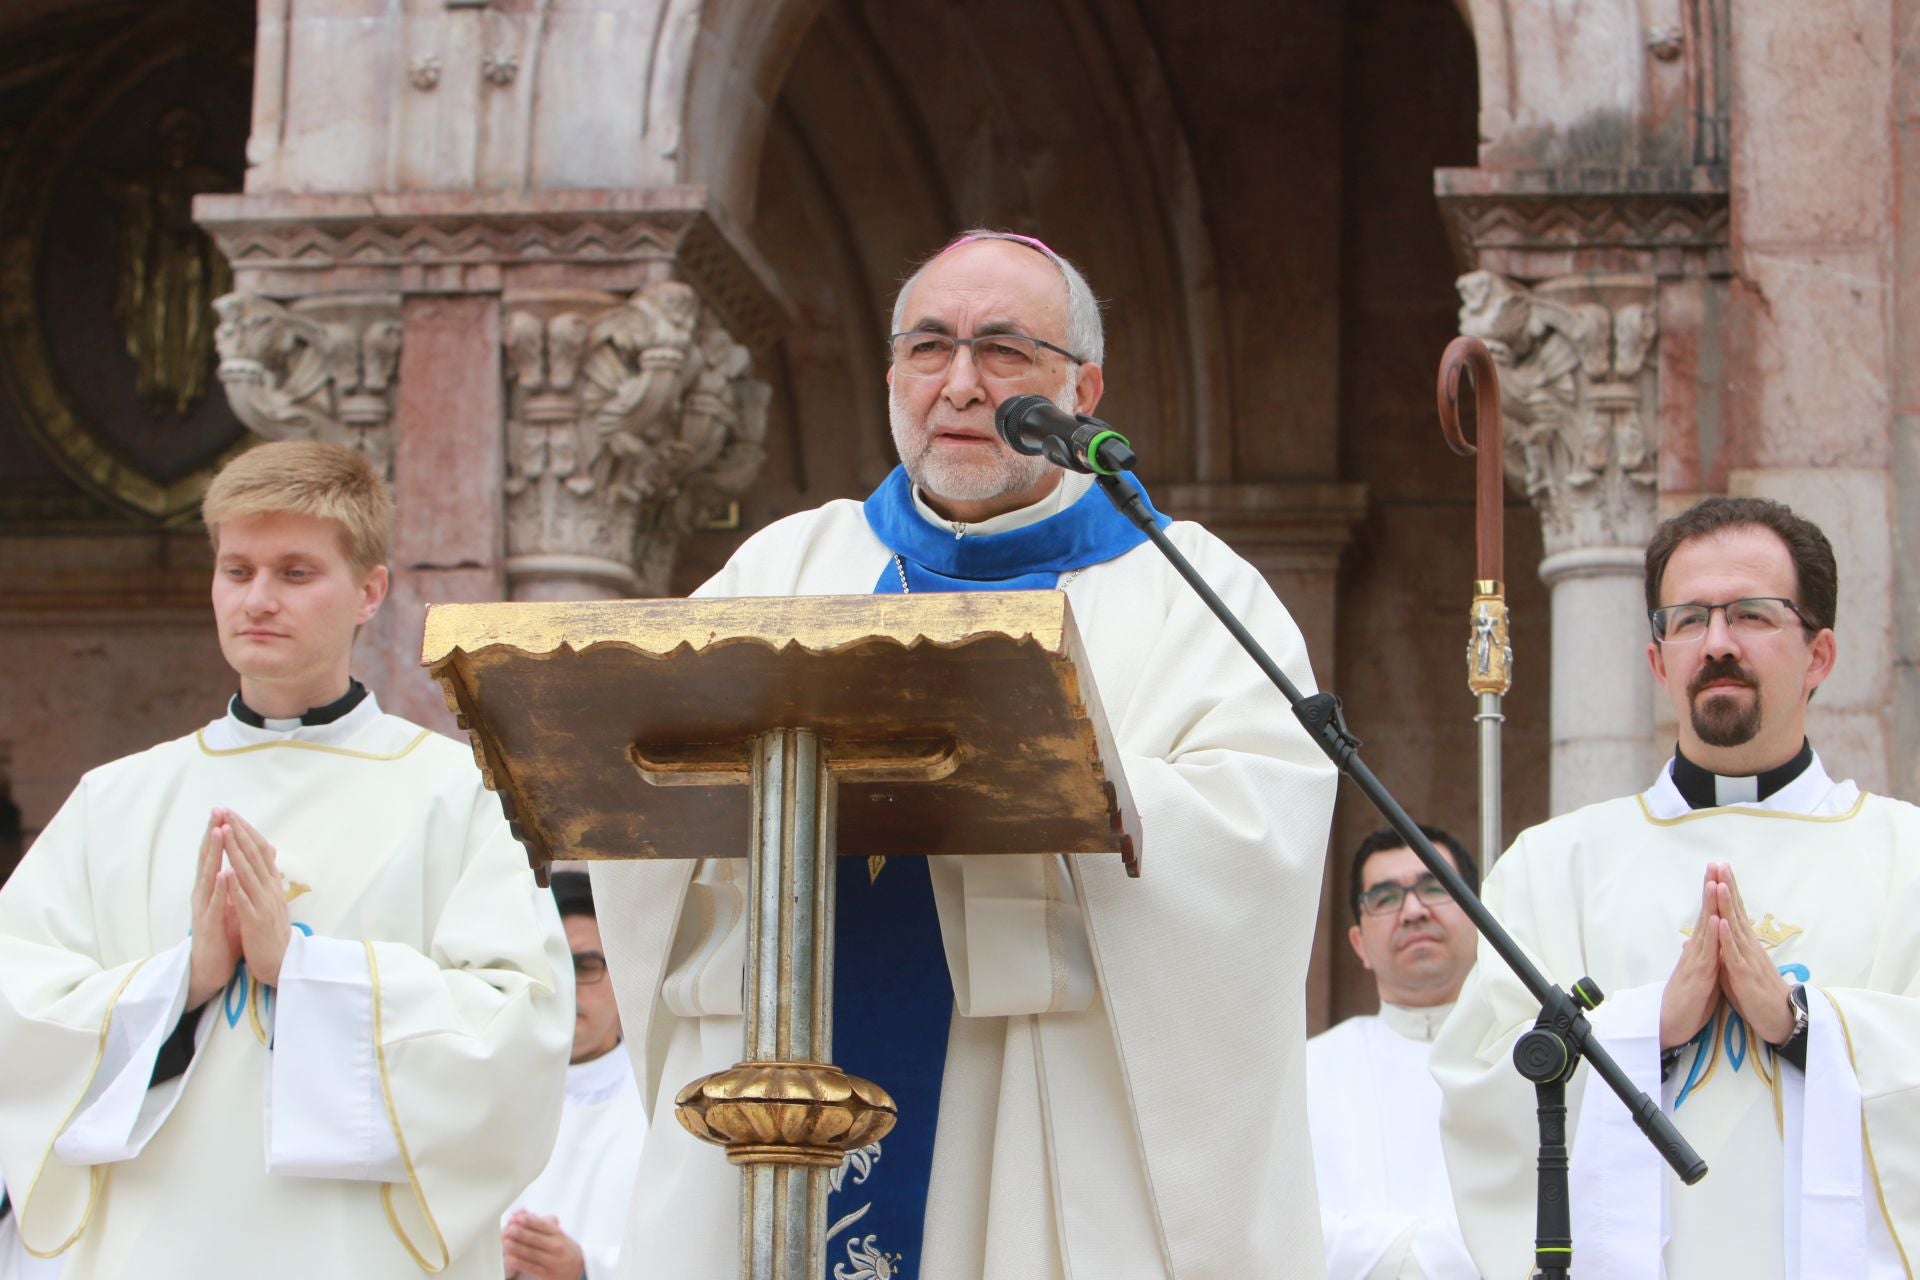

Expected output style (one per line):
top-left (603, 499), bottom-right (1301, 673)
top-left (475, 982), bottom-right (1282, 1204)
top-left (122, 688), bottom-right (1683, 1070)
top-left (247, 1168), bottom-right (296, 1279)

top-left (550, 870), bottom-right (595, 921)
top-left (1348, 825), bottom-right (1477, 922)
top-left (1643, 496), bottom-right (1837, 632)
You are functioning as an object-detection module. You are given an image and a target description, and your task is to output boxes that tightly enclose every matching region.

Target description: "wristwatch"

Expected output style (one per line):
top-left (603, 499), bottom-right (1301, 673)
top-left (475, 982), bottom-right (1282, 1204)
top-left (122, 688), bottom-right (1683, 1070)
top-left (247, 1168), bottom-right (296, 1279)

top-left (1774, 983), bottom-right (1810, 1066)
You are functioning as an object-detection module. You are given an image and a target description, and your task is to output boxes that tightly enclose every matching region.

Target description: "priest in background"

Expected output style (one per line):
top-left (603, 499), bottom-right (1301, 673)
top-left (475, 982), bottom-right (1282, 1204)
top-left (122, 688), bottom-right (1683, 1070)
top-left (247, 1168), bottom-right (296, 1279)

top-left (1306, 824), bottom-right (1479, 1279)
top-left (593, 229), bottom-right (1341, 1279)
top-left (503, 872), bottom-right (646, 1280)
top-left (1434, 496), bottom-right (1920, 1278)
top-left (0, 440), bottom-right (572, 1279)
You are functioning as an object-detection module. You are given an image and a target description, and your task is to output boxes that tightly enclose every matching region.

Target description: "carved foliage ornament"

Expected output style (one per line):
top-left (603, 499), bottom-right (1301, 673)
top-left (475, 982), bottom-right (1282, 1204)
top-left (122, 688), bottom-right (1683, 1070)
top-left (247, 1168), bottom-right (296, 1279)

top-left (1456, 270), bottom-right (1659, 556)
top-left (212, 292), bottom-right (403, 474)
top-left (504, 281), bottom-right (769, 595)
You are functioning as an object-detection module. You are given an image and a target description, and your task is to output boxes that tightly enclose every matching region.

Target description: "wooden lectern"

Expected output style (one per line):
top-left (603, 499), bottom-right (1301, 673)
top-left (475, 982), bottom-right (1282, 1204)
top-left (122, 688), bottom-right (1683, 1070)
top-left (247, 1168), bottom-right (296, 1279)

top-left (421, 592), bottom-right (1139, 1279)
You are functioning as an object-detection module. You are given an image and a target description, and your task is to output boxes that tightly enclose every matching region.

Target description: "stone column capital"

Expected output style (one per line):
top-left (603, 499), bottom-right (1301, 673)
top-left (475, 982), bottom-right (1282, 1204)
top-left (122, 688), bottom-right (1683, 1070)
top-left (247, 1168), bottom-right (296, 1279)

top-left (502, 282), bottom-right (770, 599)
top-left (194, 186), bottom-right (792, 348)
top-left (1457, 271), bottom-right (1662, 559)
top-left (1433, 166), bottom-right (1730, 281)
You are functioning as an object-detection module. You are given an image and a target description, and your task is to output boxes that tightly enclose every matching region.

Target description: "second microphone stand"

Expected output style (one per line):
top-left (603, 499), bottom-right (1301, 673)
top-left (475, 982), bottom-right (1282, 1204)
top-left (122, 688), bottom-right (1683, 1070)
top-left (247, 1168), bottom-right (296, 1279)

top-left (1093, 469), bottom-right (1706, 1280)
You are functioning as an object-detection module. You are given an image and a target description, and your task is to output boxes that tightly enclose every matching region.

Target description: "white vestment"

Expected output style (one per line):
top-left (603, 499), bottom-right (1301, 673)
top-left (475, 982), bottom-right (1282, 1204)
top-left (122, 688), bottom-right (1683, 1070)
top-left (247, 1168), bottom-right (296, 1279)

top-left (0, 1165), bottom-right (60, 1280)
top-left (0, 695), bottom-right (573, 1279)
top-left (1433, 754), bottom-right (1920, 1279)
top-left (506, 1046), bottom-right (647, 1280)
top-left (1306, 1004), bottom-right (1479, 1279)
top-left (594, 472), bottom-right (1339, 1278)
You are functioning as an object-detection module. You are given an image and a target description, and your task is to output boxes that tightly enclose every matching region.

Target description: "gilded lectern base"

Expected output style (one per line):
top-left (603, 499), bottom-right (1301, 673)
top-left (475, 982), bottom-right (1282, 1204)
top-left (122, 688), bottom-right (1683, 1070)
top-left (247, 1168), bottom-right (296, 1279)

top-left (674, 1060), bottom-right (897, 1168)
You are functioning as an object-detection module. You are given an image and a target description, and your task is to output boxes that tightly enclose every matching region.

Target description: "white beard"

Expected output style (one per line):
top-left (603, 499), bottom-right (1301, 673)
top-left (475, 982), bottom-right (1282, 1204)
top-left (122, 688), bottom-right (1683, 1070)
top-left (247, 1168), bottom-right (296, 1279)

top-left (889, 378), bottom-right (1075, 505)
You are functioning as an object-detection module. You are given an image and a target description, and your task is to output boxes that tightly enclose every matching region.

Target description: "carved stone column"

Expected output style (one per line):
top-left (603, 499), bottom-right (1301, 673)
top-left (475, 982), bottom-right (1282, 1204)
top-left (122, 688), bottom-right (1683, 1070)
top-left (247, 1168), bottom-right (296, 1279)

top-left (1457, 271), bottom-right (1663, 813)
top-left (502, 284), bottom-right (769, 599)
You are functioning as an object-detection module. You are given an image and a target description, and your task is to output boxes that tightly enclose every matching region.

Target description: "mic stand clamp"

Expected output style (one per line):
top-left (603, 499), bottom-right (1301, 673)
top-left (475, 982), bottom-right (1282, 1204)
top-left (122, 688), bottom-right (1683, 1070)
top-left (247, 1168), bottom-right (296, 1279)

top-left (1091, 471), bottom-right (1705, 1280)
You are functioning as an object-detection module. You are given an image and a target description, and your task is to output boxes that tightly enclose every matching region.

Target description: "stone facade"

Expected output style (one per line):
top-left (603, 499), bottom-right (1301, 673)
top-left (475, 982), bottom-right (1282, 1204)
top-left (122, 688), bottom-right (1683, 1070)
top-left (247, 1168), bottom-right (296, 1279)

top-left (0, 0), bottom-right (1909, 1029)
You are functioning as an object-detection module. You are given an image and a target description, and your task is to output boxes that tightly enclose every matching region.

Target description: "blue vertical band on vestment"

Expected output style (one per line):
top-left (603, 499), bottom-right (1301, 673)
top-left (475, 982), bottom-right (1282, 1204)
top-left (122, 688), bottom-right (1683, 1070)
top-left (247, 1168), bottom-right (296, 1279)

top-left (824, 465), bottom-right (1166, 1276)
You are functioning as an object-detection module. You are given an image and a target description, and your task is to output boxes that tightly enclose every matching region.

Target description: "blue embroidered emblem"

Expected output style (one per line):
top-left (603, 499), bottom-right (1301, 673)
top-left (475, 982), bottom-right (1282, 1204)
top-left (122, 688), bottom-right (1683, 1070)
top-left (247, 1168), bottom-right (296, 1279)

top-left (223, 962), bottom-right (249, 1028)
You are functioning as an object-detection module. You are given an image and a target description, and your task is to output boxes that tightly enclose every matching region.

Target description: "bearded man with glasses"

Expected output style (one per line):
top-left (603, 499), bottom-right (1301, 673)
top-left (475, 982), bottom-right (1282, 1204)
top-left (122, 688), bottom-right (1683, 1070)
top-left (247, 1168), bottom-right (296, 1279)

top-left (1435, 496), bottom-right (1920, 1279)
top-left (591, 230), bottom-right (1338, 1278)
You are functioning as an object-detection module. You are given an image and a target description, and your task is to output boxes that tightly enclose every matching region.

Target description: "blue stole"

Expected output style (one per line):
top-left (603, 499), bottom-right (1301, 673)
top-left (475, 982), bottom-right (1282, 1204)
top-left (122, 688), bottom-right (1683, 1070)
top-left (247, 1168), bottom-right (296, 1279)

top-left (823, 465), bottom-right (1166, 1275)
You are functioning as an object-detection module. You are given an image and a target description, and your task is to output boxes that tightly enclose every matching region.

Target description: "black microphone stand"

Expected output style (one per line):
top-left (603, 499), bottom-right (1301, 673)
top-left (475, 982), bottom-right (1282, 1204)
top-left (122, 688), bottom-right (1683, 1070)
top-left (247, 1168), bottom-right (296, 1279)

top-left (1092, 467), bottom-right (1706, 1280)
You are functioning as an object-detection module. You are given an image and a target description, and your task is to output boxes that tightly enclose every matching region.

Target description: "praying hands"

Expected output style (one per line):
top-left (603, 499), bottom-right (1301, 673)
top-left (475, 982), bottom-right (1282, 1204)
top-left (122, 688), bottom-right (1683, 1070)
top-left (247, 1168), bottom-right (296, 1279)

top-left (1659, 861), bottom-right (1794, 1050)
top-left (185, 806), bottom-right (292, 1005)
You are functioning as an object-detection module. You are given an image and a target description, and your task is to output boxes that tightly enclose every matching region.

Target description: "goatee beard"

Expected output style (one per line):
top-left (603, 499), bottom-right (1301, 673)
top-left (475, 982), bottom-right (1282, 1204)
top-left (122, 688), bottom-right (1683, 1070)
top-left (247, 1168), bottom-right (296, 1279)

top-left (1688, 656), bottom-right (1761, 748)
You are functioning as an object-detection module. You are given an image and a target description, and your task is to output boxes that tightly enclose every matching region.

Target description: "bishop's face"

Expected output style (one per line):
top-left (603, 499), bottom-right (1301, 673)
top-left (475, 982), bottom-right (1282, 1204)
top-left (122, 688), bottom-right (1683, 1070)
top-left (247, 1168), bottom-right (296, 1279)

top-left (886, 238), bottom-right (1103, 523)
top-left (212, 511), bottom-right (387, 717)
top-left (1647, 525), bottom-right (1835, 774)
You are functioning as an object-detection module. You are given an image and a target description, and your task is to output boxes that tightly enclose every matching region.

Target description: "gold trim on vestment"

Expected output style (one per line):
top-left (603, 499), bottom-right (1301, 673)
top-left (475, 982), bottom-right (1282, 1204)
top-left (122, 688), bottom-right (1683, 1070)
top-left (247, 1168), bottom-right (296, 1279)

top-left (1826, 990), bottom-right (1914, 1277)
top-left (1635, 791), bottom-right (1871, 827)
top-left (194, 728), bottom-right (434, 762)
top-left (365, 940), bottom-right (452, 1274)
top-left (19, 960), bottom-right (149, 1259)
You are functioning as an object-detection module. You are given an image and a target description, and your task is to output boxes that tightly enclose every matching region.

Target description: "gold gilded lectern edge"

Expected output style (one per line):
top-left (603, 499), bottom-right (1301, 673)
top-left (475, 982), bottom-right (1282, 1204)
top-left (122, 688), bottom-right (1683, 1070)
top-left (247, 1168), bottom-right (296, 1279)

top-left (420, 592), bottom-right (1071, 665)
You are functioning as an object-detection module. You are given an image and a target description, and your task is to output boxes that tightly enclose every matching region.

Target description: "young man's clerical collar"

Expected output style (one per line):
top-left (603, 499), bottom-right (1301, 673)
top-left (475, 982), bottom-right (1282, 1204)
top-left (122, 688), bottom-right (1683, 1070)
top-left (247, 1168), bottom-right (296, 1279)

top-left (1669, 738), bottom-right (1814, 810)
top-left (229, 678), bottom-right (369, 729)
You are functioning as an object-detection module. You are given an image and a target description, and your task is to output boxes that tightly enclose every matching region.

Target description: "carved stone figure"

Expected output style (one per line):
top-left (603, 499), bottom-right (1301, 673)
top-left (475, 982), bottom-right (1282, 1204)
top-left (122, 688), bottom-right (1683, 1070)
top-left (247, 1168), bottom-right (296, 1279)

top-left (503, 282), bottom-right (769, 598)
top-left (211, 291), bottom-right (404, 473)
top-left (1456, 270), bottom-right (1660, 555)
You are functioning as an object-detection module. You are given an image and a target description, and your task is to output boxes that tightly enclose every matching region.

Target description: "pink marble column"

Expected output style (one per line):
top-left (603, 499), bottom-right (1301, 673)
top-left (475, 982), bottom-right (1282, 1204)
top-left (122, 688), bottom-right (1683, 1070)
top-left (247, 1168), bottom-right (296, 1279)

top-left (358, 295), bottom-right (505, 731)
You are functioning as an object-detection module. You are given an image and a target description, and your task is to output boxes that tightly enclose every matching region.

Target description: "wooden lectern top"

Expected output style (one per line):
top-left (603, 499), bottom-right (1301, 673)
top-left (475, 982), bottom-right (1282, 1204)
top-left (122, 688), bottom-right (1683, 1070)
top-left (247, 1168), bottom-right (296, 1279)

top-left (421, 592), bottom-right (1141, 877)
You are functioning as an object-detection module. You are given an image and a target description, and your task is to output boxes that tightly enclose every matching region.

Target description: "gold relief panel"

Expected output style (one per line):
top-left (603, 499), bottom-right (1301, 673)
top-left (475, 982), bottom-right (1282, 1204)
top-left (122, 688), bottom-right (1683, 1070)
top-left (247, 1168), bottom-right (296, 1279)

top-left (0, 1), bottom-right (253, 525)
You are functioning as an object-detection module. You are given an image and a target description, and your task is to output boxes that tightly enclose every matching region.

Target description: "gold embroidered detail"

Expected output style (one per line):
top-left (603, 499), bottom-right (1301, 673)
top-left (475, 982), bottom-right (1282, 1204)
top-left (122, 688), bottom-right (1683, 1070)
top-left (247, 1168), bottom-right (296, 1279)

top-left (284, 880), bottom-right (312, 904)
top-left (1636, 791), bottom-right (1870, 827)
top-left (1679, 913), bottom-right (1803, 950)
top-left (249, 979), bottom-right (271, 1046)
top-left (868, 855), bottom-right (886, 885)
top-left (1826, 991), bottom-right (1915, 1277)
top-left (19, 960), bottom-right (148, 1259)
top-left (365, 940), bottom-right (452, 1274)
top-left (195, 727), bottom-right (433, 762)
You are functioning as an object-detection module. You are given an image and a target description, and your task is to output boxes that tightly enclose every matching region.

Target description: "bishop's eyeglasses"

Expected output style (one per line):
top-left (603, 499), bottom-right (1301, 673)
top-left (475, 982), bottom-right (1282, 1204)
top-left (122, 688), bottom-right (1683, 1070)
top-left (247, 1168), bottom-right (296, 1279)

top-left (1358, 875), bottom-right (1454, 917)
top-left (889, 330), bottom-right (1085, 381)
top-left (1647, 597), bottom-right (1813, 644)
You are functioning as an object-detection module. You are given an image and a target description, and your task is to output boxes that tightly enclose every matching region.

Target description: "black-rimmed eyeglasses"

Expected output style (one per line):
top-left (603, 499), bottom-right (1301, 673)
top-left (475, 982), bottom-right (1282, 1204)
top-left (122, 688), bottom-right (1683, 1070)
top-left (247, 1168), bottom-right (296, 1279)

top-left (889, 330), bottom-right (1085, 381)
top-left (1647, 597), bottom-right (1814, 644)
top-left (573, 954), bottom-right (608, 986)
top-left (1358, 875), bottom-right (1454, 917)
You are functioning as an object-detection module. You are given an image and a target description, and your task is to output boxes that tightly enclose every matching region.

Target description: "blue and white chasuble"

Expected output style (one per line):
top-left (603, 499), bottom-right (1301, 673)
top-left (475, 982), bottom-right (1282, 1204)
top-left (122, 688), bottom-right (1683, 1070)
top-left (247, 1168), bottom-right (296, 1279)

top-left (827, 466), bottom-right (1167, 1275)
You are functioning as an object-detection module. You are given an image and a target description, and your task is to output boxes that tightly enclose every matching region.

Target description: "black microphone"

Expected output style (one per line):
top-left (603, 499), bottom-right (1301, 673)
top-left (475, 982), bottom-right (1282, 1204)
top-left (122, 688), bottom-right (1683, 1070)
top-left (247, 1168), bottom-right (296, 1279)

top-left (994, 394), bottom-right (1137, 474)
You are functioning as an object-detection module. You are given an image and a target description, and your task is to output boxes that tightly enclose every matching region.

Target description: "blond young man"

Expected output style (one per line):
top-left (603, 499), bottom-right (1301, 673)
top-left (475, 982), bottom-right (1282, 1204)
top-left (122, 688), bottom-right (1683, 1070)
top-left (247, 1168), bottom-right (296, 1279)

top-left (0, 441), bottom-right (571, 1279)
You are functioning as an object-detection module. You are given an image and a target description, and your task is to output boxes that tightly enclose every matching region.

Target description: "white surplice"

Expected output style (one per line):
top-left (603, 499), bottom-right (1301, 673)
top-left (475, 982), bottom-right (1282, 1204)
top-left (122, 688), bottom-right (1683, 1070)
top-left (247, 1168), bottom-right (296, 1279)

top-left (506, 1046), bottom-right (647, 1280)
top-left (593, 471), bottom-right (1340, 1279)
top-left (0, 695), bottom-right (573, 1279)
top-left (1433, 754), bottom-right (1920, 1279)
top-left (1306, 1004), bottom-right (1479, 1279)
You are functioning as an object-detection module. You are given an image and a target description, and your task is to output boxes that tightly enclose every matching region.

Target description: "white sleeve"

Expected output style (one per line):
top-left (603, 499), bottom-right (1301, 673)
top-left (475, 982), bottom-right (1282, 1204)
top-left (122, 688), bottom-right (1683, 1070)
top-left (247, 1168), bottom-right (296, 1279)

top-left (583, 1241), bottom-right (621, 1280)
top-left (265, 931), bottom-right (405, 1181)
top-left (52, 938), bottom-right (197, 1165)
top-left (1322, 1209), bottom-right (1411, 1279)
top-left (1567, 979), bottom-right (1668, 1278)
top-left (926, 853), bottom-right (1095, 1017)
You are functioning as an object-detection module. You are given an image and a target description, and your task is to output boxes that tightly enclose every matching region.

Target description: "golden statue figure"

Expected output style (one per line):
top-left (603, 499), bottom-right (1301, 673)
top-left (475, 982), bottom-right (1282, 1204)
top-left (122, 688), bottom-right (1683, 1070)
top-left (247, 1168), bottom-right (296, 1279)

top-left (108, 108), bottom-right (233, 418)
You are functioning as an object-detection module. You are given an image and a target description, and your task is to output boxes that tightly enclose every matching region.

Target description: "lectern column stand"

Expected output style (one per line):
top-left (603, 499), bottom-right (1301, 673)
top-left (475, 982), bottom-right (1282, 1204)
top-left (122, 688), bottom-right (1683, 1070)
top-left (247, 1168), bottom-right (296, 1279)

top-left (742, 729), bottom-right (834, 1276)
top-left (673, 729), bottom-right (898, 1280)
